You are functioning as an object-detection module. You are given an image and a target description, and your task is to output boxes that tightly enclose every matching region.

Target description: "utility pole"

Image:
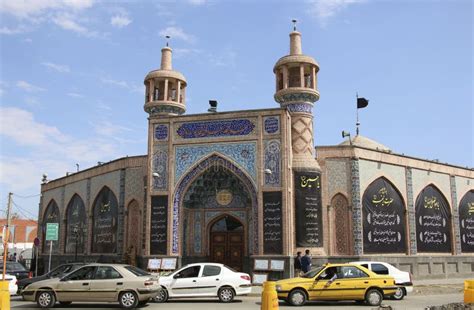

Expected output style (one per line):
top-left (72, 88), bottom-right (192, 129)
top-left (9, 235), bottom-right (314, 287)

top-left (2, 193), bottom-right (13, 280)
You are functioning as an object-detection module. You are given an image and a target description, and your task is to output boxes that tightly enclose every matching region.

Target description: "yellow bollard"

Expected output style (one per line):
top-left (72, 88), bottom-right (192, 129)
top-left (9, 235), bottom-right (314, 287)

top-left (464, 279), bottom-right (474, 304)
top-left (0, 280), bottom-right (10, 310)
top-left (261, 281), bottom-right (279, 310)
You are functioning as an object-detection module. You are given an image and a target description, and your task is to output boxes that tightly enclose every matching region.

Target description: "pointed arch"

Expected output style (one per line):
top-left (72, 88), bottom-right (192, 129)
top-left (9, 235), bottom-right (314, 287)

top-left (458, 190), bottom-right (473, 253)
top-left (125, 199), bottom-right (141, 253)
top-left (331, 193), bottom-right (352, 255)
top-left (42, 199), bottom-right (60, 253)
top-left (172, 154), bottom-right (257, 255)
top-left (91, 186), bottom-right (118, 254)
top-left (415, 184), bottom-right (452, 253)
top-left (362, 177), bottom-right (407, 254)
top-left (64, 194), bottom-right (87, 254)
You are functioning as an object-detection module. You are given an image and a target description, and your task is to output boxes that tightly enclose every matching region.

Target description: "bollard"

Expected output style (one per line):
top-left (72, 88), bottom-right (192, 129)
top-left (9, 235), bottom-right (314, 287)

top-left (261, 281), bottom-right (279, 310)
top-left (0, 281), bottom-right (10, 310)
top-left (464, 279), bottom-right (474, 304)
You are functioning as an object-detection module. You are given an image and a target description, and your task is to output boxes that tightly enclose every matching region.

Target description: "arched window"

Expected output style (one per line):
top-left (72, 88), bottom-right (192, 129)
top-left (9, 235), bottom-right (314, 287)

top-left (459, 190), bottom-right (474, 253)
top-left (415, 185), bottom-right (452, 253)
top-left (42, 200), bottom-right (60, 253)
top-left (65, 194), bottom-right (86, 254)
top-left (362, 178), bottom-right (407, 254)
top-left (91, 187), bottom-right (118, 253)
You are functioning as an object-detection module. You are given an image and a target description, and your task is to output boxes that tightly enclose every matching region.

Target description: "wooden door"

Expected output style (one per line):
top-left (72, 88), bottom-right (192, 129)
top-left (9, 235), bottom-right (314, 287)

top-left (209, 217), bottom-right (244, 271)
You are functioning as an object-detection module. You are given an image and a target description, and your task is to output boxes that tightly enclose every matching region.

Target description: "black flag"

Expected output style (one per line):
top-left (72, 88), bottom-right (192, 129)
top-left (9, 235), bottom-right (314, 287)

top-left (357, 97), bottom-right (369, 109)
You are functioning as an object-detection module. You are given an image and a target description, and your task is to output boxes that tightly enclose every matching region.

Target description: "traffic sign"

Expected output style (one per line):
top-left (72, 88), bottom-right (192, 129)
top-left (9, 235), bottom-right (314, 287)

top-left (45, 223), bottom-right (59, 241)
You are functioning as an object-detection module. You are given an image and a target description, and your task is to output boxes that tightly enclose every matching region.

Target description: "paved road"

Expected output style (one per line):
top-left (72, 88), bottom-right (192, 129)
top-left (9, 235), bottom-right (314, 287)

top-left (10, 293), bottom-right (465, 309)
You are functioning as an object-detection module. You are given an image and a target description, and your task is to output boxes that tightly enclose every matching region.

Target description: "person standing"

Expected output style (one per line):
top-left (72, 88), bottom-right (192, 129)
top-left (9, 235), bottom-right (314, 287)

top-left (301, 249), bottom-right (312, 273)
top-left (294, 251), bottom-right (302, 276)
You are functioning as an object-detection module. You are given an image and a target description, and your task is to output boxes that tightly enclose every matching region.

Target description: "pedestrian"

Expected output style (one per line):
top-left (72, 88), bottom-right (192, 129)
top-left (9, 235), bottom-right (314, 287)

top-left (301, 249), bottom-right (312, 273)
top-left (294, 251), bottom-right (302, 276)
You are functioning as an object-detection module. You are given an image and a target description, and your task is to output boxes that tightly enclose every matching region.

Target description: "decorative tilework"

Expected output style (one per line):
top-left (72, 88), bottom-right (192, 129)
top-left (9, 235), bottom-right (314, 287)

top-left (205, 211), bottom-right (246, 223)
top-left (264, 116), bottom-right (280, 135)
top-left (406, 167), bottom-right (417, 255)
top-left (173, 154), bottom-right (258, 254)
top-left (153, 147), bottom-right (168, 190)
top-left (194, 212), bottom-right (201, 254)
top-left (286, 103), bottom-right (313, 114)
top-left (146, 105), bottom-right (184, 116)
top-left (264, 140), bottom-right (281, 186)
top-left (154, 124), bottom-right (168, 141)
top-left (350, 159), bottom-right (363, 255)
top-left (276, 92), bottom-right (318, 105)
top-left (176, 119), bottom-right (256, 139)
top-left (450, 175), bottom-right (461, 255)
top-left (175, 142), bottom-right (257, 184)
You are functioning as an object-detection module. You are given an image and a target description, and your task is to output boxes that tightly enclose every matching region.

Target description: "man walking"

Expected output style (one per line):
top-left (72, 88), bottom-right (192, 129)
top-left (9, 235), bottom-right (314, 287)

top-left (301, 249), bottom-right (312, 273)
top-left (294, 251), bottom-right (302, 276)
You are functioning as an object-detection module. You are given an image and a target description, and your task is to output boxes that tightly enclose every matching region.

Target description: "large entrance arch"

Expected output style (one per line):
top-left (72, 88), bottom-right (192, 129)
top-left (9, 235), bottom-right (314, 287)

top-left (209, 215), bottom-right (244, 271)
top-left (173, 154), bottom-right (258, 270)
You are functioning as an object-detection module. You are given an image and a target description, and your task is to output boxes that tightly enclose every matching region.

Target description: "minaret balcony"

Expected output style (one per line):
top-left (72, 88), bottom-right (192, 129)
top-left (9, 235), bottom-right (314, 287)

top-left (274, 87), bottom-right (320, 105)
top-left (144, 100), bottom-right (185, 117)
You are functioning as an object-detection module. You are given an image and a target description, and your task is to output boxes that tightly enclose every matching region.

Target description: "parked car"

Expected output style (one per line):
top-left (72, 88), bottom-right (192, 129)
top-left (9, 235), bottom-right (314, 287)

top-left (21, 263), bottom-right (161, 308)
top-left (17, 262), bottom-right (85, 294)
top-left (0, 261), bottom-right (29, 280)
top-left (275, 263), bottom-right (398, 306)
top-left (1, 274), bottom-right (18, 295)
top-left (154, 263), bottom-right (252, 303)
top-left (351, 261), bottom-right (413, 300)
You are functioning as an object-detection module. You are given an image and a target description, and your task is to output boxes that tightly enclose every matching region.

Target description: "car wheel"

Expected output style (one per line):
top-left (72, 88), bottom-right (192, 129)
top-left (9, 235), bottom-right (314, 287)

top-left (59, 301), bottom-right (72, 306)
top-left (365, 289), bottom-right (383, 306)
top-left (119, 291), bottom-right (139, 309)
top-left (153, 288), bottom-right (168, 303)
top-left (218, 287), bottom-right (235, 302)
top-left (36, 290), bottom-right (56, 308)
top-left (288, 289), bottom-right (307, 306)
top-left (392, 287), bottom-right (405, 300)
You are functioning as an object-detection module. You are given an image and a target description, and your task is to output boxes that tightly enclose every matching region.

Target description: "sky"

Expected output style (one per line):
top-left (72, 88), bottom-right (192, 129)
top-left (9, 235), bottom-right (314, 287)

top-left (0, 0), bottom-right (472, 218)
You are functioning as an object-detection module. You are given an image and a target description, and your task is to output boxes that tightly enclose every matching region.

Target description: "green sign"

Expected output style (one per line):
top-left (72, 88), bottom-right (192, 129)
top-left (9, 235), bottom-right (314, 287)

top-left (46, 223), bottom-right (59, 241)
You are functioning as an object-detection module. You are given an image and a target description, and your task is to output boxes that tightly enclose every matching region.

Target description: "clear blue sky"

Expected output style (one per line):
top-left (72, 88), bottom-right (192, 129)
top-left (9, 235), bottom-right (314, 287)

top-left (0, 0), bottom-right (472, 218)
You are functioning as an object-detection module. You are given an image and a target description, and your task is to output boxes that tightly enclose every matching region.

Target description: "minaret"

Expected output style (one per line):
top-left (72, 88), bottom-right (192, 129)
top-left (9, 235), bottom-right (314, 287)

top-left (273, 21), bottom-right (320, 171)
top-left (144, 38), bottom-right (187, 117)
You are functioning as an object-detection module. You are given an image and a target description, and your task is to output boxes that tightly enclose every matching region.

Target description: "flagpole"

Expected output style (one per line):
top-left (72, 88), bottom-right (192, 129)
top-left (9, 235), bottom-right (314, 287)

top-left (356, 93), bottom-right (360, 136)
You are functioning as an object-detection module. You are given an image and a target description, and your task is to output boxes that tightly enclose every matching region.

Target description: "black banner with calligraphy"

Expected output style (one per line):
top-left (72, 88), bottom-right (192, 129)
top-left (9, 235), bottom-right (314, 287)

top-left (91, 187), bottom-right (118, 253)
top-left (294, 171), bottom-right (323, 247)
top-left (263, 192), bottom-right (283, 254)
top-left (459, 190), bottom-right (474, 253)
top-left (415, 185), bottom-right (452, 253)
top-left (362, 178), bottom-right (406, 253)
top-left (150, 195), bottom-right (168, 255)
top-left (42, 200), bottom-right (60, 253)
top-left (65, 194), bottom-right (86, 254)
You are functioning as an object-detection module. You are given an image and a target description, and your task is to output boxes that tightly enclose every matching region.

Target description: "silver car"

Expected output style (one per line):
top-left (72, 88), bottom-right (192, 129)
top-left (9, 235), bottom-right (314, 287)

top-left (21, 263), bottom-right (160, 308)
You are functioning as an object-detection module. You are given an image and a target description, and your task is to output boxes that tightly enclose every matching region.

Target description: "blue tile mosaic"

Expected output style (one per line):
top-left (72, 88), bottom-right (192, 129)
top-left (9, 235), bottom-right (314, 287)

top-left (286, 103), bottom-right (313, 114)
top-left (153, 146), bottom-right (168, 190)
top-left (264, 140), bottom-right (281, 186)
top-left (176, 119), bottom-right (255, 139)
top-left (194, 212), bottom-right (201, 254)
top-left (172, 154), bottom-right (258, 254)
top-left (175, 142), bottom-right (257, 184)
top-left (154, 124), bottom-right (168, 141)
top-left (264, 116), bottom-right (280, 135)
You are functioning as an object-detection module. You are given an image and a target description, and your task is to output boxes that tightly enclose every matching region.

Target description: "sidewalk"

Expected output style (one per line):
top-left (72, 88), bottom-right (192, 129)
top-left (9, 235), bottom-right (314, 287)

top-left (248, 276), bottom-right (472, 297)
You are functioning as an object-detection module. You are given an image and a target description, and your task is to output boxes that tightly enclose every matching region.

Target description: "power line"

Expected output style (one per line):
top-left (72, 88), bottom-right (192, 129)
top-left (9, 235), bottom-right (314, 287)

top-left (11, 200), bottom-right (38, 221)
top-left (12, 193), bottom-right (41, 199)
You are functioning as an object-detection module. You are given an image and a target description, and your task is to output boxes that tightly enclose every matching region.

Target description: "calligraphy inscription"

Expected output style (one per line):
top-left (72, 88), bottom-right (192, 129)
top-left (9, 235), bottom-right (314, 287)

top-left (150, 196), bottom-right (168, 255)
top-left (295, 172), bottom-right (323, 247)
top-left (459, 192), bottom-right (474, 252)
top-left (263, 192), bottom-right (283, 254)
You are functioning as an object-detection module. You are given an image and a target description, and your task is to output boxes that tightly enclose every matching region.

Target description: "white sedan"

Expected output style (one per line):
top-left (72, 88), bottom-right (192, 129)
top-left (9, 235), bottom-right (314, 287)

top-left (154, 263), bottom-right (252, 303)
top-left (351, 261), bottom-right (413, 300)
top-left (2, 274), bottom-right (18, 295)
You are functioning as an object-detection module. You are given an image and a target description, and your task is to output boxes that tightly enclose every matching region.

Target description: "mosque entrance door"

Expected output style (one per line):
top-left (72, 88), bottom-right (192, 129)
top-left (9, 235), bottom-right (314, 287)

top-left (209, 216), bottom-right (244, 271)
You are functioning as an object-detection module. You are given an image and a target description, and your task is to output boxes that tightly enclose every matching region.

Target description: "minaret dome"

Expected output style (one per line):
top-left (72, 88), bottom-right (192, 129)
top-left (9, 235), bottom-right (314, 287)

top-left (144, 41), bottom-right (187, 117)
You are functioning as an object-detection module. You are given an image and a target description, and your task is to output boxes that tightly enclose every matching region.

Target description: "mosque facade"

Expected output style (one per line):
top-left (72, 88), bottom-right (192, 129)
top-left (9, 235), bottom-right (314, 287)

top-left (38, 28), bottom-right (474, 280)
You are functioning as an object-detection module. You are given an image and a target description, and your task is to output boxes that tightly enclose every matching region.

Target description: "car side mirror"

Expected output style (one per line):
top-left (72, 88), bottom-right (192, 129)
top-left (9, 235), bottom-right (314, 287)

top-left (173, 274), bottom-right (179, 279)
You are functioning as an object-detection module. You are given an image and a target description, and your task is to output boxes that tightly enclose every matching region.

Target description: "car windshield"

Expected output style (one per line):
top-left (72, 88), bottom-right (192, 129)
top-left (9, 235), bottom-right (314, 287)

top-left (124, 265), bottom-right (150, 276)
top-left (301, 267), bottom-right (324, 278)
top-left (5, 262), bottom-right (27, 272)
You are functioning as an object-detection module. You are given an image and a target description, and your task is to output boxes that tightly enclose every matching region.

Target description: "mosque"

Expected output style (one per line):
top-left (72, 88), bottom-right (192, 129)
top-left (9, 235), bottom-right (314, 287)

top-left (38, 26), bottom-right (474, 280)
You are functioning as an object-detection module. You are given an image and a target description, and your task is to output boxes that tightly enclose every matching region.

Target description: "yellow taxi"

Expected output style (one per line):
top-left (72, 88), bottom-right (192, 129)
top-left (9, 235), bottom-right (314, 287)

top-left (275, 263), bottom-right (398, 306)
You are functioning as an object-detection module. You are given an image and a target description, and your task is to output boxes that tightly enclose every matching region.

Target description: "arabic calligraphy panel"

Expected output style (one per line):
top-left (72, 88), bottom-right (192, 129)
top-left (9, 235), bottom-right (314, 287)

top-left (459, 190), bottom-right (474, 253)
top-left (176, 119), bottom-right (256, 139)
top-left (263, 192), bottom-right (283, 254)
top-left (91, 187), bottom-right (118, 253)
top-left (362, 178), bottom-right (406, 254)
top-left (150, 195), bottom-right (168, 255)
top-left (415, 185), bottom-right (452, 253)
top-left (65, 194), bottom-right (86, 254)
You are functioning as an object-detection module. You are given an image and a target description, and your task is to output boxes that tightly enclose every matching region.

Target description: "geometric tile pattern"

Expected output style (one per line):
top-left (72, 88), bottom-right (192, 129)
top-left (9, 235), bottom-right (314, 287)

top-left (264, 139), bottom-right (281, 186)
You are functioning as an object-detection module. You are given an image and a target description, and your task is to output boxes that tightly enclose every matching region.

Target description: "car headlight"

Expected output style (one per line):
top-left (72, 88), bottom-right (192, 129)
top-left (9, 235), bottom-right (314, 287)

top-left (275, 285), bottom-right (282, 291)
